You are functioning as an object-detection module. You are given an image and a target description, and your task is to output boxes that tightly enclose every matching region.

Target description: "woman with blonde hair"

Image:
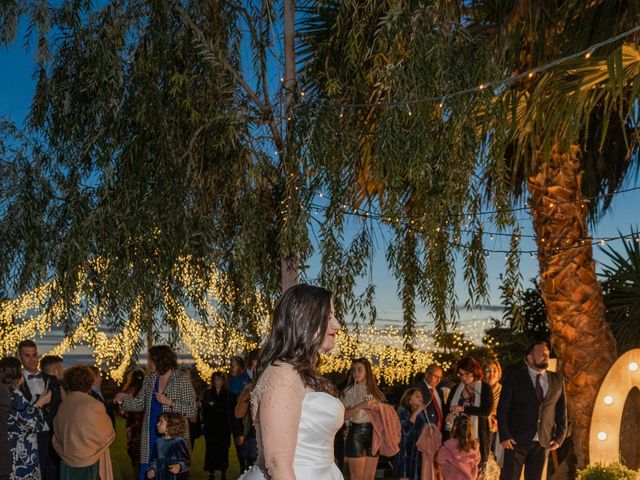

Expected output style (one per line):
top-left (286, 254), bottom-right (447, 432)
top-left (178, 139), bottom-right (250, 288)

top-left (341, 358), bottom-right (386, 480)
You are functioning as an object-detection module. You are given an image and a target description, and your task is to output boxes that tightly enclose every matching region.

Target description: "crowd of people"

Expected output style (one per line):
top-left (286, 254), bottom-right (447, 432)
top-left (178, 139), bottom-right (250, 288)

top-left (0, 284), bottom-right (568, 480)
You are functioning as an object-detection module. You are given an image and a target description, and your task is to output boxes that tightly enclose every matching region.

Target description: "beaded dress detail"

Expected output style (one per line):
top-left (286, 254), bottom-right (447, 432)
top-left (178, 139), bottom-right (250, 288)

top-left (239, 363), bottom-right (344, 480)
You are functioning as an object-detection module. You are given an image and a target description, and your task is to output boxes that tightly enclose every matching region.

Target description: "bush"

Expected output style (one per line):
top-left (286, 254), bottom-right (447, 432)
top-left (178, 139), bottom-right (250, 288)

top-left (577, 462), bottom-right (638, 480)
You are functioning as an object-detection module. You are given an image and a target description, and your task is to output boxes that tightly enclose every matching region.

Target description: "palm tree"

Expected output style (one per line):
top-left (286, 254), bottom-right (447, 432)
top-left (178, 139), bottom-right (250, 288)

top-left (300, 0), bottom-right (640, 465)
top-left (471, 2), bottom-right (640, 464)
top-left (601, 231), bottom-right (640, 353)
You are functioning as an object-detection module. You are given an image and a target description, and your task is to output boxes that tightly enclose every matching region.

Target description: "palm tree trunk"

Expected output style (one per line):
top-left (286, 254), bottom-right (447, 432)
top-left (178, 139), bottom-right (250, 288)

top-left (527, 144), bottom-right (617, 467)
top-left (280, 0), bottom-right (298, 292)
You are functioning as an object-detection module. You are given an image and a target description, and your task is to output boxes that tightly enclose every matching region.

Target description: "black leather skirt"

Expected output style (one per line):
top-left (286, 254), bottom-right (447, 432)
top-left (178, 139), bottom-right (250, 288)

top-left (345, 422), bottom-right (375, 457)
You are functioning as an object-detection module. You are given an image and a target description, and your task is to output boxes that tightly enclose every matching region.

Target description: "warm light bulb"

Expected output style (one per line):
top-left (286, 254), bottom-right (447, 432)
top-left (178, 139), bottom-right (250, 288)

top-left (597, 432), bottom-right (607, 441)
top-left (629, 362), bottom-right (639, 372)
top-left (603, 395), bottom-right (614, 405)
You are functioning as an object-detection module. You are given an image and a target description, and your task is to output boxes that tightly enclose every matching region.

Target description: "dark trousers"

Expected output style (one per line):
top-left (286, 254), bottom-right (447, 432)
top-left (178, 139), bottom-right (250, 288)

top-left (500, 441), bottom-right (547, 480)
top-left (37, 430), bottom-right (60, 480)
top-left (235, 442), bottom-right (247, 472)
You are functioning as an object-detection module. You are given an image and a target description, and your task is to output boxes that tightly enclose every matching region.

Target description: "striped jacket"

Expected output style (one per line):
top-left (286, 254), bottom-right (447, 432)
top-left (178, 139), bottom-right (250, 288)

top-left (121, 369), bottom-right (197, 464)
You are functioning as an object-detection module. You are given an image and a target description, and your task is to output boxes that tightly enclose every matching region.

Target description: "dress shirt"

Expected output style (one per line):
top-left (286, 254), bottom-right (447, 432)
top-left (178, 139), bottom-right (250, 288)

top-left (423, 380), bottom-right (442, 409)
top-left (526, 366), bottom-right (548, 442)
top-left (526, 367), bottom-right (549, 398)
top-left (22, 369), bottom-right (50, 431)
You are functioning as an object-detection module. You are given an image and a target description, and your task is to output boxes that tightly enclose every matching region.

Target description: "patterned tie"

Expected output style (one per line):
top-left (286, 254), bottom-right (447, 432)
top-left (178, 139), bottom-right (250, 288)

top-left (430, 387), bottom-right (443, 429)
top-left (535, 373), bottom-right (544, 403)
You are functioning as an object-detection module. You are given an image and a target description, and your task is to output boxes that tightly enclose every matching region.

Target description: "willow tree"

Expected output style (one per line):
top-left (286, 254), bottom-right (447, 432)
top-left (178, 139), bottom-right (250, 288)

top-left (0, 1), bottom-right (280, 342)
top-left (296, 1), bottom-right (520, 345)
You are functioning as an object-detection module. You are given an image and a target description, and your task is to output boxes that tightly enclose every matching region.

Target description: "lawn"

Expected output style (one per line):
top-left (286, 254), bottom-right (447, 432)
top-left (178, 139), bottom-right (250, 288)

top-left (110, 417), bottom-right (241, 480)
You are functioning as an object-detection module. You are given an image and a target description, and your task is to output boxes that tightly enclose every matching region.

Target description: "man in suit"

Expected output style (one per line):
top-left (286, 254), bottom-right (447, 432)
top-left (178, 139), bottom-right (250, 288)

top-left (415, 364), bottom-right (446, 430)
top-left (40, 355), bottom-right (64, 383)
top-left (497, 341), bottom-right (568, 480)
top-left (0, 382), bottom-right (12, 480)
top-left (18, 339), bottom-right (63, 480)
top-left (88, 365), bottom-right (116, 427)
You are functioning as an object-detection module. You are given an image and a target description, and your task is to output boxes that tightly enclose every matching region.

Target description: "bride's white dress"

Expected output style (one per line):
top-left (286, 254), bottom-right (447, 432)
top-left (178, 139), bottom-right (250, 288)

top-left (288, 392), bottom-right (344, 478)
top-left (239, 364), bottom-right (345, 480)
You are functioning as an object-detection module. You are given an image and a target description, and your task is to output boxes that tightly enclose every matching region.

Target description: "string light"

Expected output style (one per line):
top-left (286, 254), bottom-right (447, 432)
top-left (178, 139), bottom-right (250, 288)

top-left (308, 199), bottom-right (640, 255)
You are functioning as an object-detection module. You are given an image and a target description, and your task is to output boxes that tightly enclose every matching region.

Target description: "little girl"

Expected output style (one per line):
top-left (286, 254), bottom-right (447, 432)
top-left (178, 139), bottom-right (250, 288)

top-left (436, 414), bottom-right (481, 480)
top-left (147, 412), bottom-right (191, 480)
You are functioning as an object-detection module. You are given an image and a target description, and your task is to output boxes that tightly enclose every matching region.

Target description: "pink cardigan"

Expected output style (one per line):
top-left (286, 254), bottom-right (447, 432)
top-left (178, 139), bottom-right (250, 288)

top-left (365, 403), bottom-right (401, 457)
top-left (436, 438), bottom-right (480, 480)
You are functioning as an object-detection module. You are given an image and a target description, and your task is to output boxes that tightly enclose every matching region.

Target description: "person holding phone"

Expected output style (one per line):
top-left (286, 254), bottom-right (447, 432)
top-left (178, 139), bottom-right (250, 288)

top-left (17, 340), bottom-right (63, 480)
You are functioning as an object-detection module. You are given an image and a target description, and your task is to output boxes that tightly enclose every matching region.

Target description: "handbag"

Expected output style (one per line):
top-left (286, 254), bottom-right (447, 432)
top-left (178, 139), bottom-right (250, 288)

top-left (238, 465), bottom-right (270, 480)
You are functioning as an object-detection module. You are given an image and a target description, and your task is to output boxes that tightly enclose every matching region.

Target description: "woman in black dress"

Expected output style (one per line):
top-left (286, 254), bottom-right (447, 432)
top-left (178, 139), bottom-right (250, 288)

top-left (202, 372), bottom-right (231, 480)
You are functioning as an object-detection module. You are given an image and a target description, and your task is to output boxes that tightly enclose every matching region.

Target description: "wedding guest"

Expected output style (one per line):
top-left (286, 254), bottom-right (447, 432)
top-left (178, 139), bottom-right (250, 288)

top-left (146, 412), bottom-right (190, 480)
top-left (393, 387), bottom-right (429, 480)
top-left (0, 380), bottom-right (11, 480)
top-left (1, 356), bottom-right (50, 480)
top-left (415, 364), bottom-right (446, 430)
top-left (88, 366), bottom-right (115, 426)
top-left (497, 341), bottom-right (567, 480)
top-left (342, 358), bottom-right (386, 480)
top-left (202, 372), bottom-right (231, 480)
top-left (39, 356), bottom-right (64, 383)
top-left (483, 358), bottom-right (503, 466)
top-left (52, 365), bottom-right (115, 479)
top-left (115, 346), bottom-right (197, 480)
top-left (437, 414), bottom-right (481, 480)
top-left (227, 356), bottom-right (250, 472)
top-left (444, 356), bottom-right (493, 474)
top-left (17, 340), bottom-right (63, 480)
top-left (117, 368), bottom-right (145, 475)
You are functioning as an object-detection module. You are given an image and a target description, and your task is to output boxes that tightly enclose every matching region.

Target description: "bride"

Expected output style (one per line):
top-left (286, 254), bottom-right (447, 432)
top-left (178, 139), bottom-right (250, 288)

top-left (239, 284), bottom-right (343, 480)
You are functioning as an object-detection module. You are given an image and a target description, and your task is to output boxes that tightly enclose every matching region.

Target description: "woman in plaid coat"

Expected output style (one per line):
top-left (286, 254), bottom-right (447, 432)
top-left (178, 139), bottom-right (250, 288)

top-left (115, 346), bottom-right (197, 480)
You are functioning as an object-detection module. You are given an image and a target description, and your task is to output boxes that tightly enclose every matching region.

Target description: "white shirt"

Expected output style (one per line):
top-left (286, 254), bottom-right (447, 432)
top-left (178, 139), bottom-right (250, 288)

top-left (22, 369), bottom-right (50, 431)
top-left (423, 379), bottom-right (442, 409)
top-left (527, 366), bottom-right (549, 398)
top-left (527, 366), bottom-right (548, 441)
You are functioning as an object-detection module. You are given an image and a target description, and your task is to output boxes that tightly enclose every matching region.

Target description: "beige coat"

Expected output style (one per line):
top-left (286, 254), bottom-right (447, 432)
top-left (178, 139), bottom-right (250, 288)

top-left (53, 391), bottom-right (115, 480)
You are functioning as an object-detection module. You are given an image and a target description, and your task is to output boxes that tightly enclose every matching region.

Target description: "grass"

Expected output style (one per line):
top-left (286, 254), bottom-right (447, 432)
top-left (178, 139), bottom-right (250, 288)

top-left (109, 418), bottom-right (400, 479)
top-left (110, 417), bottom-right (241, 480)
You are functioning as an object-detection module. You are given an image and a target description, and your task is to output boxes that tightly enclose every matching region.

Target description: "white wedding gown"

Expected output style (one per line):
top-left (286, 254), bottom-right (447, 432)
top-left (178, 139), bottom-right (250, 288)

top-left (239, 364), bottom-right (345, 480)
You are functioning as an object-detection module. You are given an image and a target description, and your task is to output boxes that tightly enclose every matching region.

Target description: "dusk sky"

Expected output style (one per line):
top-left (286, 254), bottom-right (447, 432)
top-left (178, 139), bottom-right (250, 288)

top-left (2, 17), bottom-right (639, 328)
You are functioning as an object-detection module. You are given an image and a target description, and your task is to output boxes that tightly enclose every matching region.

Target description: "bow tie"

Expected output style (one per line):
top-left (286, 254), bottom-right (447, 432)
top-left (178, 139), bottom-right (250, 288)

top-left (27, 373), bottom-right (42, 380)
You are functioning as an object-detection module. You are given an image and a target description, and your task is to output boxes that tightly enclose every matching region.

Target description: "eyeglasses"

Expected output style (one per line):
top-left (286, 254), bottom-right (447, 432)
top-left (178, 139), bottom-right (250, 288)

top-left (484, 368), bottom-right (498, 374)
top-left (457, 371), bottom-right (473, 378)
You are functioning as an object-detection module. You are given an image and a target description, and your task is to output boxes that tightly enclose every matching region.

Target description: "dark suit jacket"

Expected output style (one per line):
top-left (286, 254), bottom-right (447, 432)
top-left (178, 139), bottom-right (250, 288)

top-left (20, 371), bottom-right (63, 431)
top-left (415, 380), bottom-right (446, 429)
top-left (497, 367), bottom-right (567, 449)
top-left (90, 389), bottom-right (116, 427)
top-left (444, 381), bottom-right (494, 463)
top-left (0, 383), bottom-right (12, 476)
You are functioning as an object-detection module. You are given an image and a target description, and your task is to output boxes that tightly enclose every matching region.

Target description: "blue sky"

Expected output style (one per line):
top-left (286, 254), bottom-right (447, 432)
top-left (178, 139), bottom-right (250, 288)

top-left (2, 15), bottom-right (639, 328)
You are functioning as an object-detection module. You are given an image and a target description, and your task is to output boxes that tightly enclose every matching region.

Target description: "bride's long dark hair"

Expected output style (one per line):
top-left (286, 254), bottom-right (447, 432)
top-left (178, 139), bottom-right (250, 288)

top-left (255, 284), bottom-right (337, 395)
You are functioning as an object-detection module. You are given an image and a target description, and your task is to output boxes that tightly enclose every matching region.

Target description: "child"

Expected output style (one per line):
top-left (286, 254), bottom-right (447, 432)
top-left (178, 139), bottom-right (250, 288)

top-left (147, 412), bottom-right (191, 480)
top-left (393, 387), bottom-right (428, 480)
top-left (436, 414), bottom-right (481, 480)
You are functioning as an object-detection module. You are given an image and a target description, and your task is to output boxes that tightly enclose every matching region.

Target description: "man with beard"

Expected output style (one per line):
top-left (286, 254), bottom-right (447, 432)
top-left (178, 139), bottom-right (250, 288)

top-left (497, 341), bottom-right (567, 480)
